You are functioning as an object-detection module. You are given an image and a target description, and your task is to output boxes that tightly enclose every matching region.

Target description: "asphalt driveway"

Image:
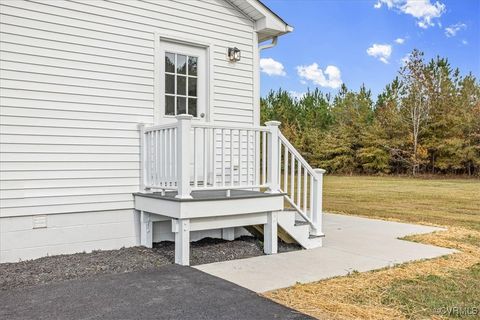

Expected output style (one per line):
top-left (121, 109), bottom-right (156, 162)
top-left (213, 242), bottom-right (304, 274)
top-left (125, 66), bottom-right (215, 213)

top-left (0, 264), bottom-right (312, 320)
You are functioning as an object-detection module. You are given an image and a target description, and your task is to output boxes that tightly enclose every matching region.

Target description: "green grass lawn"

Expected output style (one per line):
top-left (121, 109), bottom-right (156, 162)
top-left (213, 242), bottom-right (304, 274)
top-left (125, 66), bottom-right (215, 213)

top-left (323, 175), bottom-right (480, 230)
top-left (383, 263), bottom-right (480, 319)
top-left (267, 176), bottom-right (480, 319)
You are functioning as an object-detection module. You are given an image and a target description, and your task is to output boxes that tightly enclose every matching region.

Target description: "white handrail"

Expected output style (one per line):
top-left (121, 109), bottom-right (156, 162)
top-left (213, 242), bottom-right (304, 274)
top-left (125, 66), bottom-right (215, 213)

top-left (278, 132), bottom-right (320, 180)
top-left (144, 122), bottom-right (178, 133)
top-left (278, 131), bottom-right (325, 236)
top-left (192, 122), bottom-right (269, 132)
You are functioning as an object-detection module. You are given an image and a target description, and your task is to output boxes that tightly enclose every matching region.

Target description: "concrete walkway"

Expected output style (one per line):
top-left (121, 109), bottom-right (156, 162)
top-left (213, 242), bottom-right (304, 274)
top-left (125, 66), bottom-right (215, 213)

top-left (0, 265), bottom-right (313, 320)
top-left (195, 213), bottom-right (456, 293)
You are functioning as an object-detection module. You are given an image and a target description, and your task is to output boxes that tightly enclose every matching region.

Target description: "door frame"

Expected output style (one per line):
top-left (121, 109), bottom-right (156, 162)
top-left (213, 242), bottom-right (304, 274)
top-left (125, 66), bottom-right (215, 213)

top-left (153, 32), bottom-right (214, 125)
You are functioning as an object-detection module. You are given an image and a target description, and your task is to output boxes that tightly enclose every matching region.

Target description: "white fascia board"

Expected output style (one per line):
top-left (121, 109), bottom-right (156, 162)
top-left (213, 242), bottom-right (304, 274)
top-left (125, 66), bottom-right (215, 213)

top-left (255, 18), bottom-right (293, 42)
top-left (255, 16), bottom-right (291, 34)
top-left (230, 0), bottom-right (292, 41)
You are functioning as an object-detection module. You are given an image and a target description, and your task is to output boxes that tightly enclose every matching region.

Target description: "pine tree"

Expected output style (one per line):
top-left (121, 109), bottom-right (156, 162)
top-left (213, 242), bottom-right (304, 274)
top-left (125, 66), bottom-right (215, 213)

top-left (259, 50), bottom-right (480, 176)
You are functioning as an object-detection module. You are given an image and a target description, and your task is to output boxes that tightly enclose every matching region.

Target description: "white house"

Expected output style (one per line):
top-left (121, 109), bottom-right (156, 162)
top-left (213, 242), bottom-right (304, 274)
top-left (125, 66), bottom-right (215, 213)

top-left (0, 0), bottom-right (326, 265)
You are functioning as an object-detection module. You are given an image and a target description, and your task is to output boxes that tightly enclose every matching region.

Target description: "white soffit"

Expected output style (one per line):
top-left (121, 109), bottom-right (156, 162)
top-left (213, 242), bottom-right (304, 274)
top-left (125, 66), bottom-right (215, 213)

top-left (228, 0), bottom-right (293, 42)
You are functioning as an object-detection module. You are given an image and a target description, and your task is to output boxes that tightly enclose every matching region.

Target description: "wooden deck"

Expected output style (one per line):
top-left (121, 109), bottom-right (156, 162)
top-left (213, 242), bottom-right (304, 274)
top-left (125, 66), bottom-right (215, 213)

top-left (133, 189), bottom-right (285, 265)
top-left (133, 189), bottom-right (283, 202)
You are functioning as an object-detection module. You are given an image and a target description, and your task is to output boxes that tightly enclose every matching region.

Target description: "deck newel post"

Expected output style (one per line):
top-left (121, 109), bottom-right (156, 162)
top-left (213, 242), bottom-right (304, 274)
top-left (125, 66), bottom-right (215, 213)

top-left (264, 211), bottom-right (278, 254)
top-left (138, 123), bottom-right (150, 193)
top-left (175, 114), bottom-right (193, 199)
top-left (311, 168), bottom-right (326, 237)
top-left (265, 121), bottom-right (281, 193)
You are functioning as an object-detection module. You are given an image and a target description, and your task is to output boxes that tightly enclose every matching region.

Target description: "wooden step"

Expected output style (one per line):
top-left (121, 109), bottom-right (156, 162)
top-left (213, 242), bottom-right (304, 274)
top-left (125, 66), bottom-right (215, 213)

top-left (294, 220), bottom-right (309, 227)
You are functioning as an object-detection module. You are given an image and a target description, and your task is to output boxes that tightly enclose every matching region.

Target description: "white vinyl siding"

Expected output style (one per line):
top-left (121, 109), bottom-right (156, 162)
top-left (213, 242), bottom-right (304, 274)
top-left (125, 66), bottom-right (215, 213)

top-left (0, 0), bottom-right (255, 219)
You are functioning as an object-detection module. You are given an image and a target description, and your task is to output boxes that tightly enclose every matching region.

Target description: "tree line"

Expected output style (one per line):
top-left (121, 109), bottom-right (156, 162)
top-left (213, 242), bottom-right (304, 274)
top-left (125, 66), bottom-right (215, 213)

top-left (261, 50), bottom-right (480, 176)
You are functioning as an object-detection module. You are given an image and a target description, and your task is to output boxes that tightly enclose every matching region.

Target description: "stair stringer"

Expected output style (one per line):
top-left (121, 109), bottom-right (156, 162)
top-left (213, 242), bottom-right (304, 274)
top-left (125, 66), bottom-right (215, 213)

top-left (277, 210), bottom-right (323, 249)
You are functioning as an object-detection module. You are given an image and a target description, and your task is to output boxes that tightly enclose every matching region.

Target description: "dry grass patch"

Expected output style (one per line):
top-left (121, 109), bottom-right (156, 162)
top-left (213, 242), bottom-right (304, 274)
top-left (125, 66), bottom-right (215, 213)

top-left (264, 227), bottom-right (480, 320)
top-left (323, 176), bottom-right (480, 231)
top-left (264, 176), bottom-right (480, 320)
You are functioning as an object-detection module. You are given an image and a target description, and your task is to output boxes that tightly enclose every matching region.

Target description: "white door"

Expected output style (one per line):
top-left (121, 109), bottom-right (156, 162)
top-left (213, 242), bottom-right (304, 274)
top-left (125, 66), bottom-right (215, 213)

top-left (158, 40), bottom-right (209, 183)
top-left (158, 41), bottom-right (207, 123)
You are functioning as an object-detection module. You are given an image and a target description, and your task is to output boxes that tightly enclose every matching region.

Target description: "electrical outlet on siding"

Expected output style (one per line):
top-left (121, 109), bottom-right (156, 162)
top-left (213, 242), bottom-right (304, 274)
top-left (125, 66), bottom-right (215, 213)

top-left (33, 215), bottom-right (47, 229)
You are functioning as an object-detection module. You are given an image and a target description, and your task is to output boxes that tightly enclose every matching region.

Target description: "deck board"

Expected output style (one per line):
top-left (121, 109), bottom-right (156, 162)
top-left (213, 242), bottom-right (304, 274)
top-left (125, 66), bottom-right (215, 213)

top-left (133, 190), bottom-right (284, 202)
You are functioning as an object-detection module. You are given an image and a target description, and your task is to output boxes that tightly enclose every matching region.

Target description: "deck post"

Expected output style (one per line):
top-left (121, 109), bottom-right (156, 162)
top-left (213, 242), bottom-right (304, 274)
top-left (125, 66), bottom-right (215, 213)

top-left (172, 219), bottom-right (190, 266)
top-left (264, 211), bottom-right (278, 254)
top-left (176, 114), bottom-right (193, 199)
top-left (140, 211), bottom-right (152, 248)
top-left (311, 168), bottom-right (326, 237)
top-left (222, 227), bottom-right (235, 241)
top-left (137, 123), bottom-right (151, 193)
top-left (265, 121), bottom-right (281, 193)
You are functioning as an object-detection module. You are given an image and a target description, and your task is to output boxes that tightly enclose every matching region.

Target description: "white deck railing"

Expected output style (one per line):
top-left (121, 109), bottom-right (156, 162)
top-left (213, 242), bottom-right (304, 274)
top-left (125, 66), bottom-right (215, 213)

top-left (278, 132), bottom-right (326, 236)
top-left (190, 122), bottom-right (270, 191)
top-left (139, 115), bottom-right (325, 235)
top-left (139, 122), bottom-right (178, 191)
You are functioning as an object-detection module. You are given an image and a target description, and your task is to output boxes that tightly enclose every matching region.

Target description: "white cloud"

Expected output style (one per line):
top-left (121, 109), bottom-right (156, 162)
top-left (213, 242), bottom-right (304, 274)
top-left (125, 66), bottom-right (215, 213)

top-left (296, 63), bottom-right (343, 89)
top-left (401, 53), bottom-right (411, 66)
top-left (289, 91), bottom-right (307, 100)
top-left (366, 44), bottom-right (392, 64)
top-left (462, 39), bottom-right (468, 45)
top-left (260, 58), bottom-right (286, 76)
top-left (445, 23), bottom-right (467, 37)
top-left (374, 0), bottom-right (446, 29)
top-left (374, 0), bottom-right (395, 8)
top-left (395, 37), bottom-right (405, 44)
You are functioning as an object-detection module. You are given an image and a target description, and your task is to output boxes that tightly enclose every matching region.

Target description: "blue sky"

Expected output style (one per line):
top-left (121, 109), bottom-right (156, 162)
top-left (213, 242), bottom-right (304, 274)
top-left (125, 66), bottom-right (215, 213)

top-left (259, 0), bottom-right (480, 99)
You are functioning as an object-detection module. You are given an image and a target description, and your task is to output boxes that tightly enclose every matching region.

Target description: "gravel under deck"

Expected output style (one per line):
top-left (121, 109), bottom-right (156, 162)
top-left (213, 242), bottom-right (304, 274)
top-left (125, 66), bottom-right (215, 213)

top-left (0, 236), bottom-right (300, 290)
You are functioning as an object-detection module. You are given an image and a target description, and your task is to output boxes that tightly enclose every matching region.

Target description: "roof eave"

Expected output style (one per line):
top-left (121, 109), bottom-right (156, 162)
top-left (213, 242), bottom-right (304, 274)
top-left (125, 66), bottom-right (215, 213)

top-left (256, 19), bottom-right (293, 42)
top-left (254, 0), bottom-right (293, 41)
top-left (228, 0), bottom-right (293, 42)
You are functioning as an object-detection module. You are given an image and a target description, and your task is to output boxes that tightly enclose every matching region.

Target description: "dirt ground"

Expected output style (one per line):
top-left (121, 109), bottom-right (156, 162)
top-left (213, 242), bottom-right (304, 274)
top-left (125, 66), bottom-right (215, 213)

top-left (0, 236), bottom-right (300, 290)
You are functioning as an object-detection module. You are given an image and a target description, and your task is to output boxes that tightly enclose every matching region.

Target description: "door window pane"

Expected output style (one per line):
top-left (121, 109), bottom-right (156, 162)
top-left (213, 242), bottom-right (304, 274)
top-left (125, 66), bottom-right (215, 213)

top-left (164, 52), bottom-right (200, 117)
top-left (165, 53), bottom-right (175, 73)
top-left (188, 77), bottom-right (197, 97)
top-left (176, 75), bottom-right (186, 95)
top-left (177, 55), bottom-right (186, 74)
top-left (188, 56), bottom-right (197, 76)
top-left (165, 74), bottom-right (175, 94)
top-left (177, 97), bottom-right (186, 114)
top-left (165, 95), bottom-right (175, 115)
top-left (188, 98), bottom-right (197, 117)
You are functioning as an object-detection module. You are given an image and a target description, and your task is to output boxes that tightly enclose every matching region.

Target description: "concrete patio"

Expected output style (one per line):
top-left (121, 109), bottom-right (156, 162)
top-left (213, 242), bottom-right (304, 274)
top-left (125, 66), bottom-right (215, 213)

top-left (195, 213), bottom-right (457, 292)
